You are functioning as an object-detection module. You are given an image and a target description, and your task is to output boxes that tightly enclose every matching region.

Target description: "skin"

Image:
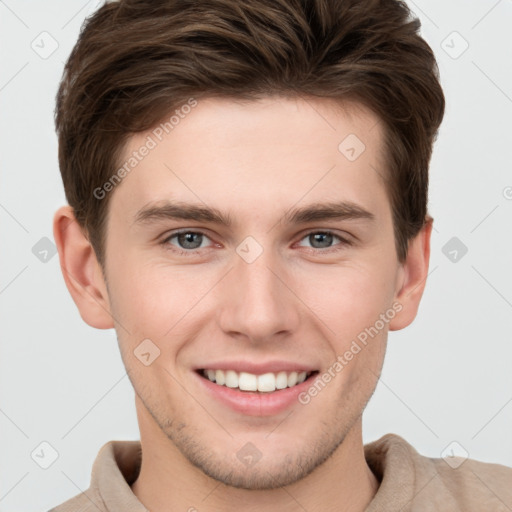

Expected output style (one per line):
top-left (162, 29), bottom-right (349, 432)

top-left (54, 95), bottom-right (432, 512)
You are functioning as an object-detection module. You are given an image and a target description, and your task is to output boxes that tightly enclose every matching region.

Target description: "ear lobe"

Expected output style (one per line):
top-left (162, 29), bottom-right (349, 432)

top-left (388, 217), bottom-right (433, 331)
top-left (53, 205), bottom-right (114, 329)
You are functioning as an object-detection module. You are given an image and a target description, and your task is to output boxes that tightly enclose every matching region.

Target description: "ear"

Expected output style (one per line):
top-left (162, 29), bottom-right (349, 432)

top-left (53, 205), bottom-right (114, 329)
top-left (388, 216), bottom-right (433, 331)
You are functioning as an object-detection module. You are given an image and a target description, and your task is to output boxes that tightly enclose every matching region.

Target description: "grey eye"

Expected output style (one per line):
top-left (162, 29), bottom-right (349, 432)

top-left (175, 232), bottom-right (204, 249)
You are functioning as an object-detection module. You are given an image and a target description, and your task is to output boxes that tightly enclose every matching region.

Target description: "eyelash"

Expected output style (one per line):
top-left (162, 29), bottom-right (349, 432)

top-left (160, 229), bottom-right (353, 256)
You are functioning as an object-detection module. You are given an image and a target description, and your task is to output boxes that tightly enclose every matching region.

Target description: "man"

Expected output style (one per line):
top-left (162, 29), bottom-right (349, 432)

top-left (50, 0), bottom-right (512, 510)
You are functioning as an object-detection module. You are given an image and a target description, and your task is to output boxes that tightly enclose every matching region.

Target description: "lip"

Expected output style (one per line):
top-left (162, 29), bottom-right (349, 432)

top-left (194, 368), bottom-right (319, 416)
top-left (193, 360), bottom-right (318, 375)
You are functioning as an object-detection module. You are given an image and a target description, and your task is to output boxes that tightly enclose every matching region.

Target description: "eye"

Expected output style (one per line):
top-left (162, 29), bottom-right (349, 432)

top-left (161, 230), bottom-right (213, 254)
top-left (296, 231), bottom-right (351, 250)
top-left (160, 229), bottom-right (352, 257)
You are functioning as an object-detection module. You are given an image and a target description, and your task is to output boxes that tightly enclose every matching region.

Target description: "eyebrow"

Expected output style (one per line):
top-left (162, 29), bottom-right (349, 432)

top-left (133, 200), bottom-right (375, 227)
top-left (134, 201), bottom-right (234, 226)
top-left (284, 201), bottom-right (375, 224)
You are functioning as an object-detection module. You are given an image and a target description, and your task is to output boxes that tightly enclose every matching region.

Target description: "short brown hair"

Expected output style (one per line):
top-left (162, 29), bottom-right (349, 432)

top-left (55, 0), bottom-right (445, 267)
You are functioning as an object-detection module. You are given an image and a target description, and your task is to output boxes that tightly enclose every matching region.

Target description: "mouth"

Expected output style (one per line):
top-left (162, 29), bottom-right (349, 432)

top-left (196, 368), bottom-right (319, 393)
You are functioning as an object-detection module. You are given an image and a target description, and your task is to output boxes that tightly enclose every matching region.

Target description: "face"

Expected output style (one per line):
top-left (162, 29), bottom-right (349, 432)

top-left (101, 96), bottom-right (406, 489)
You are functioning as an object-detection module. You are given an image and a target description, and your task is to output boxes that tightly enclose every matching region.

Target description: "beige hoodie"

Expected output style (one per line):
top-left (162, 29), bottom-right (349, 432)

top-left (49, 433), bottom-right (512, 511)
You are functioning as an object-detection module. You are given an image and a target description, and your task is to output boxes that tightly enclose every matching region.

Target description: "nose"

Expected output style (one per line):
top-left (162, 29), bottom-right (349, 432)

top-left (217, 245), bottom-right (301, 344)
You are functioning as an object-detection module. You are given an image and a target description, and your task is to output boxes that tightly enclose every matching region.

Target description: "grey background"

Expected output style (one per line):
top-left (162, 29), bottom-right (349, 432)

top-left (1, 0), bottom-right (511, 510)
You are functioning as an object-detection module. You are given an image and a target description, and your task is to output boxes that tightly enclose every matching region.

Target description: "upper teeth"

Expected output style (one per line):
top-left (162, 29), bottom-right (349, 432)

top-left (202, 369), bottom-right (310, 392)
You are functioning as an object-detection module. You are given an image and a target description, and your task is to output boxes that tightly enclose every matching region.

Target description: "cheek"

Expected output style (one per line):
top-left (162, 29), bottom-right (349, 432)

top-left (297, 261), bottom-right (395, 335)
top-left (106, 258), bottom-right (168, 338)
top-left (107, 257), bottom-right (217, 343)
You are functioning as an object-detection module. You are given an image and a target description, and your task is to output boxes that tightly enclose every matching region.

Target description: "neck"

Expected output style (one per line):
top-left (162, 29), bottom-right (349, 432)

top-left (131, 400), bottom-right (379, 512)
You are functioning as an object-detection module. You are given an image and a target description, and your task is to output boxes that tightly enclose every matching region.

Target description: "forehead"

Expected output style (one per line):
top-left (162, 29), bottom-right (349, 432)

top-left (109, 95), bottom-right (389, 224)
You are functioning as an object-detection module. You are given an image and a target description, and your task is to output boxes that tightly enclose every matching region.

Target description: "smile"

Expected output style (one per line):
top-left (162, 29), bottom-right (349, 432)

top-left (199, 369), bottom-right (316, 393)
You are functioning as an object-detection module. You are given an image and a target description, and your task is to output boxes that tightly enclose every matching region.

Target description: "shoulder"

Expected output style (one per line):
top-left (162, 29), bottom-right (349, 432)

top-left (48, 491), bottom-right (103, 512)
top-left (430, 452), bottom-right (512, 510)
top-left (47, 439), bottom-right (143, 512)
top-left (365, 433), bottom-right (512, 511)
